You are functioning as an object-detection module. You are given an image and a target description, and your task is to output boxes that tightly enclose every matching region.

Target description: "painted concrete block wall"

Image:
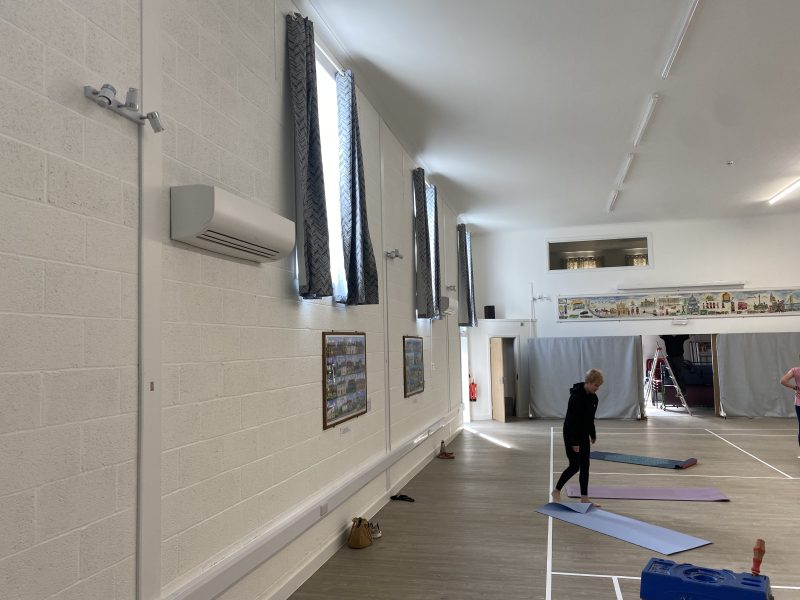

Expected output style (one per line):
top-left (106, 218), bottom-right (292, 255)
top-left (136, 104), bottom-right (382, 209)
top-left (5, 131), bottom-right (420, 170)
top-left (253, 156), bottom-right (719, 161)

top-left (472, 214), bottom-right (800, 339)
top-left (0, 1), bottom-right (141, 598)
top-left (158, 0), bottom-right (460, 596)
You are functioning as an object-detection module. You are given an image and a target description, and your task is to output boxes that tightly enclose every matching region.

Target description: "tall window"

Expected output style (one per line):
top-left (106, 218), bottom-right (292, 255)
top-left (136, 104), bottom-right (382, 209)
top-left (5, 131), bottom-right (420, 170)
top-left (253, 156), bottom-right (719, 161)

top-left (315, 57), bottom-right (347, 300)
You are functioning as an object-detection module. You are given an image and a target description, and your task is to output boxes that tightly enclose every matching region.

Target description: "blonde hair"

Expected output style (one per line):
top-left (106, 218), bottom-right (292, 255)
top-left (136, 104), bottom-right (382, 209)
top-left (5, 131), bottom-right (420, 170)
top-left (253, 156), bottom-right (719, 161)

top-left (585, 368), bottom-right (604, 386)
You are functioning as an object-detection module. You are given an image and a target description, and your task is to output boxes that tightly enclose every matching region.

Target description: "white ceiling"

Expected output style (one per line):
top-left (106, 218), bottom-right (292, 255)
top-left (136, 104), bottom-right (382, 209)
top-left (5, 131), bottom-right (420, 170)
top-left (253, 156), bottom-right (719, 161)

top-left (304, 0), bottom-right (800, 231)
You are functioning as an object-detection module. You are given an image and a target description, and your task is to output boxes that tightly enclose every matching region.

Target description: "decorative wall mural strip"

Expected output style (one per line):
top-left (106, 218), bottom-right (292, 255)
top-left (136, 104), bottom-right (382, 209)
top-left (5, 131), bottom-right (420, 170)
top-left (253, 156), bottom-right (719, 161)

top-left (558, 289), bottom-right (800, 321)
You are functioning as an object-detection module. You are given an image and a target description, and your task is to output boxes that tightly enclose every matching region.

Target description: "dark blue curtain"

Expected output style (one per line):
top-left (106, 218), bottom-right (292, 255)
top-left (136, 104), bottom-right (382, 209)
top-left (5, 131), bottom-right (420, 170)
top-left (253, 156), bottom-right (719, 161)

top-left (286, 13), bottom-right (332, 298)
top-left (336, 70), bottom-right (379, 305)
top-left (457, 224), bottom-right (477, 326)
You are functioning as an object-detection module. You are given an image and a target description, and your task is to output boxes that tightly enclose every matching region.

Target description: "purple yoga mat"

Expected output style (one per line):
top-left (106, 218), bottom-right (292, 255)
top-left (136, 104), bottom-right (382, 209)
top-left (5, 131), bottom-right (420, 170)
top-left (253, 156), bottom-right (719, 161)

top-left (565, 484), bottom-right (729, 502)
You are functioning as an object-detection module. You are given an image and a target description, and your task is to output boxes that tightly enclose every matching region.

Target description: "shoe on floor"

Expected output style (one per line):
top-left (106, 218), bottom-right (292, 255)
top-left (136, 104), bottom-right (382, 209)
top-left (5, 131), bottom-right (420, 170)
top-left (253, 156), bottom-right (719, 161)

top-left (436, 452), bottom-right (455, 459)
top-left (369, 521), bottom-right (382, 538)
top-left (390, 494), bottom-right (415, 502)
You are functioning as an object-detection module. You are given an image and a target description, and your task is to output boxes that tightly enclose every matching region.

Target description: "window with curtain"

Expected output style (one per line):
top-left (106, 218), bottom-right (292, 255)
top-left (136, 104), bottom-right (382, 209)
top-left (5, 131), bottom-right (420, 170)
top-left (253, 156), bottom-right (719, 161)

top-left (315, 58), bottom-right (347, 299)
top-left (285, 15), bottom-right (381, 307)
top-left (315, 56), bottom-right (378, 304)
top-left (412, 167), bottom-right (440, 319)
top-left (457, 224), bottom-right (477, 327)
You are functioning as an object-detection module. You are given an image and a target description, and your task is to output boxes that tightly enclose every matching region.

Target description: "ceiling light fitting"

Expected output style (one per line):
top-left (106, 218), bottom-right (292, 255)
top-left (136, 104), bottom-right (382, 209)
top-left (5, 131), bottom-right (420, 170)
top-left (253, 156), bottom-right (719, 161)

top-left (606, 190), bottom-right (620, 213)
top-left (767, 177), bottom-right (800, 206)
top-left (661, 0), bottom-right (700, 79)
top-left (632, 94), bottom-right (660, 147)
top-left (616, 153), bottom-right (635, 188)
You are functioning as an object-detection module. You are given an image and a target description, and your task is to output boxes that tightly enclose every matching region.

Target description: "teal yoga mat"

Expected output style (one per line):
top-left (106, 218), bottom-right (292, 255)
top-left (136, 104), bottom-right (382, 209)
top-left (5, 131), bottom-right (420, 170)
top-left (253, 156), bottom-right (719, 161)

top-left (590, 451), bottom-right (697, 469)
top-left (536, 502), bottom-right (711, 555)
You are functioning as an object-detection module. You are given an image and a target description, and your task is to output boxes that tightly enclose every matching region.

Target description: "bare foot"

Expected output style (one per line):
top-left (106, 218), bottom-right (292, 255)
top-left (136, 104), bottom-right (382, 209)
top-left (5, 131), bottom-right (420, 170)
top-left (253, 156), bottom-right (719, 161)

top-left (551, 489), bottom-right (561, 501)
top-left (581, 496), bottom-right (600, 507)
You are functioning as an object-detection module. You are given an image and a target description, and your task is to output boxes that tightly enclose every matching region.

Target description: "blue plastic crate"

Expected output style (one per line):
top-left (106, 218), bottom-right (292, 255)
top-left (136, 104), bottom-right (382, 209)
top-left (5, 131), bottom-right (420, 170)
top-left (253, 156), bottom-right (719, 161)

top-left (640, 558), bottom-right (772, 600)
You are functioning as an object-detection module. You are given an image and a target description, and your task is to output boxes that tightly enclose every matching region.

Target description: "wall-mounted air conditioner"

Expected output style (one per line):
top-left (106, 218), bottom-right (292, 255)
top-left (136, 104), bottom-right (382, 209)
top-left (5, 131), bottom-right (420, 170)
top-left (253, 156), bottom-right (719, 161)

top-left (170, 185), bottom-right (295, 263)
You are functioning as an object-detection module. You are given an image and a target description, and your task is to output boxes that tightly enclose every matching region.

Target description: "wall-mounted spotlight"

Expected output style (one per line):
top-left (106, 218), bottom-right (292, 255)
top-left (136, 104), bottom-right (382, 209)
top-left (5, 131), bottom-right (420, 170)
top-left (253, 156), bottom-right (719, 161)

top-left (84, 84), bottom-right (165, 133)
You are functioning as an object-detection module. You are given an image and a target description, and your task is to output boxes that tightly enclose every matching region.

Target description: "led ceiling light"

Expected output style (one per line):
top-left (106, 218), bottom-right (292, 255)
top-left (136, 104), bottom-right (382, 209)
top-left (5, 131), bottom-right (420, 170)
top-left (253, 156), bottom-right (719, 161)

top-left (606, 190), bottom-right (620, 213)
top-left (661, 0), bottom-right (700, 79)
top-left (616, 153), bottom-right (635, 188)
top-left (767, 177), bottom-right (800, 205)
top-left (633, 94), bottom-right (660, 147)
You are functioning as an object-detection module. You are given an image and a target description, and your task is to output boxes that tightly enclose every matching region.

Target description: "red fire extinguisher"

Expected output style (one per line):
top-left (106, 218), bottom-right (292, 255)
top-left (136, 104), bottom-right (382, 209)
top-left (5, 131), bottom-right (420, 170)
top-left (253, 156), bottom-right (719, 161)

top-left (469, 373), bottom-right (477, 402)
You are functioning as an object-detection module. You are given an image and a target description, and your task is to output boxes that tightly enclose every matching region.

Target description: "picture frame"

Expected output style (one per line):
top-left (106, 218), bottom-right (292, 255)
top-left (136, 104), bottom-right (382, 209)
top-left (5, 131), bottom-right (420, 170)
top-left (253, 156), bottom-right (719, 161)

top-left (403, 335), bottom-right (424, 397)
top-left (322, 332), bottom-right (368, 429)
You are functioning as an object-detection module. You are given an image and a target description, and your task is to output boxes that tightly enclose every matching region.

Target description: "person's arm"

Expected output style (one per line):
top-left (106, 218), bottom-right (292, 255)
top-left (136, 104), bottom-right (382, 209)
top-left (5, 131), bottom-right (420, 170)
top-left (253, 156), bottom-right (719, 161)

top-left (780, 369), bottom-right (798, 391)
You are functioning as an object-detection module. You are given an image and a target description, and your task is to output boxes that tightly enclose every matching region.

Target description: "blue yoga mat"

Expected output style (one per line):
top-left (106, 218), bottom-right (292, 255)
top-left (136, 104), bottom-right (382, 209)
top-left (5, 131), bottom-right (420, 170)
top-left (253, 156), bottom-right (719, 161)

top-left (536, 502), bottom-right (712, 555)
top-left (590, 451), bottom-right (698, 469)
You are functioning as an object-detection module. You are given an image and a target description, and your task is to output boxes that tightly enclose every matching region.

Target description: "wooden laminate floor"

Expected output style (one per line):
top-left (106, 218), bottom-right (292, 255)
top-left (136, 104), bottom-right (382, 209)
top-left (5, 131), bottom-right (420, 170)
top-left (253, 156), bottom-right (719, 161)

top-left (290, 409), bottom-right (800, 599)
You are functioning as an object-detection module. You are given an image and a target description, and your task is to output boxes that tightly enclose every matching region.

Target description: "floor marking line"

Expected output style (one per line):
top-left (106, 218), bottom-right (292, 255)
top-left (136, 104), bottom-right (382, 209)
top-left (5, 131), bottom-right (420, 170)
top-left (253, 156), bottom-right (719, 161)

top-left (546, 426), bottom-right (554, 600)
top-left (552, 571), bottom-right (800, 590)
top-left (552, 571), bottom-right (639, 580)
top-left (612, 576), bottom-right (623, 600)
top-left (705, 428), bottom-right (793, 479)
top-left (557, 471), bottom-right (790, 480)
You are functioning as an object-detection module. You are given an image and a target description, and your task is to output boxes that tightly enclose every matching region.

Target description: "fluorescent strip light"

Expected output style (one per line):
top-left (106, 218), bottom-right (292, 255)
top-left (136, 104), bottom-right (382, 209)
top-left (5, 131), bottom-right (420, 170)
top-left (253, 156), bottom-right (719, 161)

top-left (767, 177), bottom-right (800, 205)
top-left (606, 190), bottom-right (620, 213)
top-left (633, 94), bottom-right (660, 147)
top-left (661, 0), bottom-right (700, 79)
top-left (617, 280), bottom-right (745, 293)
top-left (616, 153), bottom-right (635, 187)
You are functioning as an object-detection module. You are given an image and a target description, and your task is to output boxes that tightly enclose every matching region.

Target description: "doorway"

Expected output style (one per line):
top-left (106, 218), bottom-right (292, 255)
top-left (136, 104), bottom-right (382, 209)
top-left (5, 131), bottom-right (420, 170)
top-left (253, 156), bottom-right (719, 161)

top-left (489, 336), bottom-right (518, 422)
top-left (642, 334), bottom-right (719, 417)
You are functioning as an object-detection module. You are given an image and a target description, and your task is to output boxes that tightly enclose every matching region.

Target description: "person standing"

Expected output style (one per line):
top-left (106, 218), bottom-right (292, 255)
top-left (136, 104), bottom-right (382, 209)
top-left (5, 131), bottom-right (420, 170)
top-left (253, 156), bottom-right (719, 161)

top-left (660, 334), bottom-right (690, 394)
top-left (779, 359), bottom-right (800, 457)
top-left (551, 369), bottom-right (603, 504)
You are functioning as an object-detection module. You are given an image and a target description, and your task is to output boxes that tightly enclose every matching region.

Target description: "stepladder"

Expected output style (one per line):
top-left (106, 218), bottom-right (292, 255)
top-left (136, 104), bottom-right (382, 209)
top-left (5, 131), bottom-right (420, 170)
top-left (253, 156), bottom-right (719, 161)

top-left (644, 347), bottom-right (693, 416)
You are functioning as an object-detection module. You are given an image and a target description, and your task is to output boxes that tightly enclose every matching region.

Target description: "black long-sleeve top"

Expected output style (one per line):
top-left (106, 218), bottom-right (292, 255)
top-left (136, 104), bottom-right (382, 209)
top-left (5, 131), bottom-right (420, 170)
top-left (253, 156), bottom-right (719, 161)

top-left (562, 381), bottom-right (598, 446)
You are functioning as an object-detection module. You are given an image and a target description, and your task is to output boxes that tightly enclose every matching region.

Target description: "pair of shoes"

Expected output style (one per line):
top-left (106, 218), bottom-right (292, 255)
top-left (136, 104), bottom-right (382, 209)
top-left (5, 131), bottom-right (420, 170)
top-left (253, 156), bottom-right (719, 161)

top-left (369, 521), bottom-right (382, 538)
top-left (390, 493), bottom-right (415, 502)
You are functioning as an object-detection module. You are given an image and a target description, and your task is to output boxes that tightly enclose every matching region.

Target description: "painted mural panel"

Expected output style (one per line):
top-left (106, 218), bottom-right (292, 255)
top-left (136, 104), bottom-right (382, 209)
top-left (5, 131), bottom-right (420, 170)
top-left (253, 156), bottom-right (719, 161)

top-left (558, 289), bottom-right (800, 321)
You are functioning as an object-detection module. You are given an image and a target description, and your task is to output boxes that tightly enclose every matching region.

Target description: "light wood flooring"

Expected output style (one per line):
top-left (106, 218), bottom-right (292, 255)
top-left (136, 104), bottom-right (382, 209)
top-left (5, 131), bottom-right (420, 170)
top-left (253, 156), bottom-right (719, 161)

top-left (290, 409), bottom-right (800, 599)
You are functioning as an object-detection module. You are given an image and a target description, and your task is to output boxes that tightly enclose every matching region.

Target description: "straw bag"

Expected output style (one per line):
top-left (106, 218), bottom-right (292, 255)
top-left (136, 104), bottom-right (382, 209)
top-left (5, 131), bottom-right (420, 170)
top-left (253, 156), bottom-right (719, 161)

top-left (346, 517), bottom-right (372, 549)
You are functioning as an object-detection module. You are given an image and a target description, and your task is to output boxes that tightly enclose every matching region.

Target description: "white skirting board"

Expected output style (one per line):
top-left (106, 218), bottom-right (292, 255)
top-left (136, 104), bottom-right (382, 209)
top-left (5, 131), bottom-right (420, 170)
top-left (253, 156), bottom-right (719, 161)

top-left (163, 409), bottom-right (462, 600)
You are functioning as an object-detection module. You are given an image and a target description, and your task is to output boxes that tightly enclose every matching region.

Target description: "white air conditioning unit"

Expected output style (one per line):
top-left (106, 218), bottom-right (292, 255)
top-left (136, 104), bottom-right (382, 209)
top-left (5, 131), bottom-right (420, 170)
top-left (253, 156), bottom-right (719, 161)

top-left (170, 185), bottom-right (295, 263)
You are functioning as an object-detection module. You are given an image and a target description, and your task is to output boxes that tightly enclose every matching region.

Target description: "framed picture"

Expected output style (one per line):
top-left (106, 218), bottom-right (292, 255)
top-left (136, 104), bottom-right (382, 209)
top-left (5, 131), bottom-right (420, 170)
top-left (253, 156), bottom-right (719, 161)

top-left (322, 332), bottom-right (368, 429)
top-left (403, 335), bottom-right (424, 397)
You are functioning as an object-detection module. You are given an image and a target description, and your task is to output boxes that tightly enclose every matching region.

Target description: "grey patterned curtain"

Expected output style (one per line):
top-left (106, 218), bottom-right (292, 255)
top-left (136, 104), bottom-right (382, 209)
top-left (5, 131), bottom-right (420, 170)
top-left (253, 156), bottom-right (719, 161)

top-left (286, 13), bottom-right (332, 298)
top-left (426, 183), bottom-right (441, 317)
top-left (336, 70), bottom-right (378, 305)
top-left (412, 167), bottom-right (440, 319)
top-left (457, 224), bottom-right (477, 327)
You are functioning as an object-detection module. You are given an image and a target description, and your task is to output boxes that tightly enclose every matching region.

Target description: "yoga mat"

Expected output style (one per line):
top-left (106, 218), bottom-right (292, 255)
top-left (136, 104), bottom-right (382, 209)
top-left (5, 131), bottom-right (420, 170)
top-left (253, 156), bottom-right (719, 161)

top-left (590, 451), bottom-right (698, 469)
top-left (565, 484), bottom-right (729, 502)
top-left (536, 502), bottom-right (712, 555)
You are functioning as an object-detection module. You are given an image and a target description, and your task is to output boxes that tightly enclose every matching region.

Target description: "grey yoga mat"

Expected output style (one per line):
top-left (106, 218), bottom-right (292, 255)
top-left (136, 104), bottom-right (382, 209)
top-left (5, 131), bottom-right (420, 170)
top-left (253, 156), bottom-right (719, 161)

top-left (564, 484), bottom-right (729, 501)
top-left (536, 502), bottom-right (712, 555)
top-left (590, 451), bottom-right (697, 469)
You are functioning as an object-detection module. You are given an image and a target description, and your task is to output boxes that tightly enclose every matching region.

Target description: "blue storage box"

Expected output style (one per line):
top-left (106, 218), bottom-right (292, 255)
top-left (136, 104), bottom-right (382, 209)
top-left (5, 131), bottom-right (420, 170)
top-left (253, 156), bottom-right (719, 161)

top-left (640, 558), bottom-right (772, 600)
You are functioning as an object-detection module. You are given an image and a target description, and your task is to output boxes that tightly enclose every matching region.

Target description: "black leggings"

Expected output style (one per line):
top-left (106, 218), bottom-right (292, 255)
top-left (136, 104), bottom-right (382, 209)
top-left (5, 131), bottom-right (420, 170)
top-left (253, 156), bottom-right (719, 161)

top-left (555, 439), bottom-right (591, 496)
top-left (796, 405), bottom-right (800, 447)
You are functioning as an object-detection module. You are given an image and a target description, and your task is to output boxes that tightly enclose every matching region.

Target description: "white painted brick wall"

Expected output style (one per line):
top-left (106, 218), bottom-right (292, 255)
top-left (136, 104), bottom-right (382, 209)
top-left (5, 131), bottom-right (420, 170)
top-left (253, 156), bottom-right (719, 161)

top-left (0, 0), bottom-right (139, 596)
